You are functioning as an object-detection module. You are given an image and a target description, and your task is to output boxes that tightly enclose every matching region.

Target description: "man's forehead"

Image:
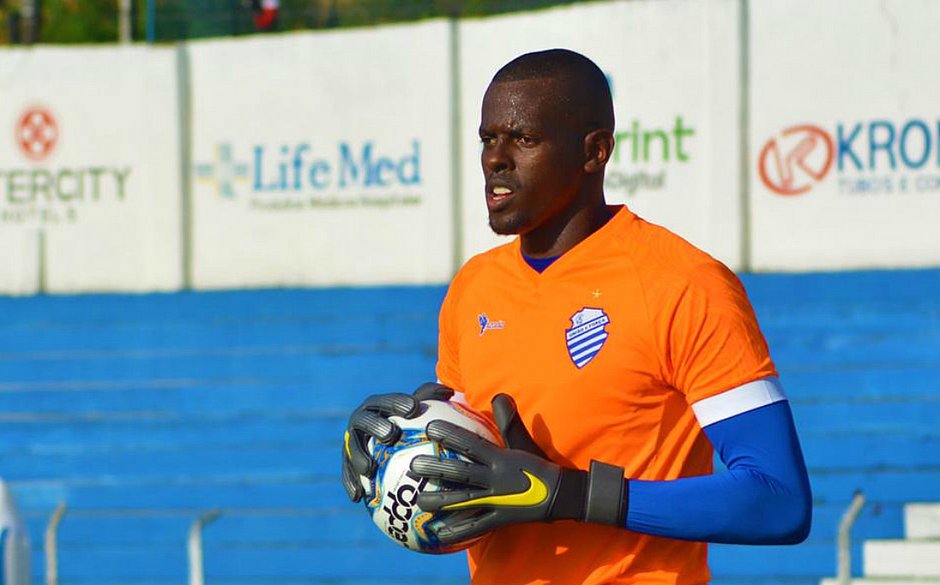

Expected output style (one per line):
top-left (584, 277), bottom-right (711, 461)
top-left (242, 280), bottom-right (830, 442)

top-left (484, 77), bottom-right (568, 102)
top-left (481, 78), bottom-right (573, 125)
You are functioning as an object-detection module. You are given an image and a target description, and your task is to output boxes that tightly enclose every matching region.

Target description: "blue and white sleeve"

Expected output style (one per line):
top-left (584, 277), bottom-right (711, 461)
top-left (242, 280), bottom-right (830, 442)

top-left (625, 378), bottom-right (813, 544)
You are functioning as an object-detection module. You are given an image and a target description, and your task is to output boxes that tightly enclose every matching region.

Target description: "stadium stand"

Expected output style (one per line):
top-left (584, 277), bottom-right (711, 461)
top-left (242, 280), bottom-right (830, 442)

top-left (821, 502), bottom-right (940, 585)
top-left (0, 267), bottom-right (938, 585)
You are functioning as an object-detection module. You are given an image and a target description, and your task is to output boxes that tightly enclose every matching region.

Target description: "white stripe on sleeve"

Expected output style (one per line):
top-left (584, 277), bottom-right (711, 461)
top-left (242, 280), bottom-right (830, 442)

top-left (691, 377), bottom-right (787, 428)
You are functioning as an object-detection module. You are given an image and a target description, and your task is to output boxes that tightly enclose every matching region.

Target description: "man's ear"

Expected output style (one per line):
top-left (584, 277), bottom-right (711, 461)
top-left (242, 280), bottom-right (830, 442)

top-left (584, 129), bottom-right (615, 174)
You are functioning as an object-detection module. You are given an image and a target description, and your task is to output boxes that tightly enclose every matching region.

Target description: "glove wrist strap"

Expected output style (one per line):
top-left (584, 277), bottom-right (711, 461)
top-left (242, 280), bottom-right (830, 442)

top-left (583, 460), bottom-right (628, 526)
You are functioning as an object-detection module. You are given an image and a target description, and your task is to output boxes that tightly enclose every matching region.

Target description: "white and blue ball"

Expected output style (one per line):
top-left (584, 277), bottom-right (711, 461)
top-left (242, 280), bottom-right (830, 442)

top-left (362, 399), bottom-right (499, 554)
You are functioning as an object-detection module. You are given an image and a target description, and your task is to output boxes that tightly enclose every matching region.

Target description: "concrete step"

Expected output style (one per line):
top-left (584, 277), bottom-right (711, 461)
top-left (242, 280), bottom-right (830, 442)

top-left (864, 540), bottom-right (940, 577)
top-left (907, 504), bottom-right (940, 539)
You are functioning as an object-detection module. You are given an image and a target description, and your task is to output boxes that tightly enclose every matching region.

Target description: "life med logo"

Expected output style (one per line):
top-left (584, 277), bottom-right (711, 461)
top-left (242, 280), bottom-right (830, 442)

top-left (194, 143), bottom-right (250, 198)
top-left (759, 119), bottom-right (940, 196)
top-left (195, 140), bottom-right (423, 211)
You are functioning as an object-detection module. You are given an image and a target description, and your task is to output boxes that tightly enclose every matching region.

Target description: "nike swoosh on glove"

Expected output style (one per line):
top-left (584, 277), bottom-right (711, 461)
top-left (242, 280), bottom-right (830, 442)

top-left (409, 393), bottom-right (628, 546)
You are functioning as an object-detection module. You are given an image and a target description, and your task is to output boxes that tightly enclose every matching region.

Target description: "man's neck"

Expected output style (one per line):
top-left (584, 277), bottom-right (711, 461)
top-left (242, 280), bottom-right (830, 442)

top-left (520, 199), bottom-right (612, 259)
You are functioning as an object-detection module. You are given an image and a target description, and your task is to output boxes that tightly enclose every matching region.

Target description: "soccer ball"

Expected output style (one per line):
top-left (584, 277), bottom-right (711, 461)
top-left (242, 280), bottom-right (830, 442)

top-left (362, 399), bottom-right (500, 554)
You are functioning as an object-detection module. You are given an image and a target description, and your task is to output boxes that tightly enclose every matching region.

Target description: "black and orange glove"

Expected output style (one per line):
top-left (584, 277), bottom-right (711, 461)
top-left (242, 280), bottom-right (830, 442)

top-left (409, 393), bottom-right (628, 546)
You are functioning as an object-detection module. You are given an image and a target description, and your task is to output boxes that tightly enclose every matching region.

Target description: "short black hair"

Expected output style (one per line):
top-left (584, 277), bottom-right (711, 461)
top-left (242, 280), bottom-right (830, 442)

top-left (491, 48), bottom-right (615, 132)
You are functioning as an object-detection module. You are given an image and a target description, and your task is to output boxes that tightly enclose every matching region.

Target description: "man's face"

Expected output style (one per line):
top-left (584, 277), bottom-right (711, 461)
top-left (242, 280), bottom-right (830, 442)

top-left (479, 78), bottom-right (587, 238)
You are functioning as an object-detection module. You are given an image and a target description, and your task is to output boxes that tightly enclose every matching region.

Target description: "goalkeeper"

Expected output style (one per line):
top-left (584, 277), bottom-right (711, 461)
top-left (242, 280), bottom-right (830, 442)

top-left (342, 49), bottom-right (811, 585)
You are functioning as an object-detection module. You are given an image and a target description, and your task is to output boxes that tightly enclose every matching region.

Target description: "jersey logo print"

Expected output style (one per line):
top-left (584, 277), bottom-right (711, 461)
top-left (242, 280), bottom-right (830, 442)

top-left (477, 312), bottom-right (505, 336)
top-left (565, 307), bottom-right (610, 368)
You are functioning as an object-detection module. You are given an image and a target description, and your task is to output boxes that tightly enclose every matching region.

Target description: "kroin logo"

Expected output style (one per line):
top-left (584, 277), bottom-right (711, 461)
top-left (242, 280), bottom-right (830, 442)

top-left (16, 107), bottom-right (58, 162)
top-left (759, 119), bottom-right (940, 196)
top-left (758, 125), bottom-right (834, 196)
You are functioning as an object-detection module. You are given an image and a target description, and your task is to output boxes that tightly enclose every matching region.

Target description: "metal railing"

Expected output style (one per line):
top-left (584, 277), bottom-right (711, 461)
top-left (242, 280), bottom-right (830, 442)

top-left (837, 490), bottom-right (866, 585)
top-left (188, 510), bottom-right (222, 585)
top-left (44, 502), bottom-right (67, 585)
top-left (44, 506), bottom-right (225, 585)
top-left (42, 506), bottom-right (334, 585)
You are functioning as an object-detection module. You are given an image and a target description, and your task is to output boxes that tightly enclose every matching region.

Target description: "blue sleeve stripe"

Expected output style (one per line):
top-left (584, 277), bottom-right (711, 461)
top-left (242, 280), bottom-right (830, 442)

top-left (691, 377), bottom-right (787, 427)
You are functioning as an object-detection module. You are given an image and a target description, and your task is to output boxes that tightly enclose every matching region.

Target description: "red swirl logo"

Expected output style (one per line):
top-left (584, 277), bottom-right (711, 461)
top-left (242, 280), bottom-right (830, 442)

top-left (16, 106), bottom-right (59, 162)
top-left (758, 125), bottom-right (834, 196)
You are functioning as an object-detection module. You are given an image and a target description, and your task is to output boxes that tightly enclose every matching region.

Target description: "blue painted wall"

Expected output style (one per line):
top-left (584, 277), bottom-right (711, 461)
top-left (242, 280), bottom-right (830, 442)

top-left (0, 269), bottom-right (937, 585)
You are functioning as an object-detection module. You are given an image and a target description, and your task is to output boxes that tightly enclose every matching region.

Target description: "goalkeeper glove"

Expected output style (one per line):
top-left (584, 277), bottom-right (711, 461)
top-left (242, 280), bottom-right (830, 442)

top-left (341, 382), bottom-right (454, 502)
top-left (410, 393), bottom-right (628, 545)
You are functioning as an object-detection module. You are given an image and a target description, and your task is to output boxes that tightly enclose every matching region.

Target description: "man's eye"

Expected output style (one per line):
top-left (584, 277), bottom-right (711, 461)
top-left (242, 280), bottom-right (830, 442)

top-left (518, 136), bottom-right (536, 146)
top-left (480, 136), bottom-right (495, 145)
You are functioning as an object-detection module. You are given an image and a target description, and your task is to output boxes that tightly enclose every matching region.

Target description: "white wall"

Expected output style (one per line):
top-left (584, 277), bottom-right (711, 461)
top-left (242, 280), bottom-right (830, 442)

top-left (458, 0), bottom-right (743, 270)
top-left (187, 22), bottom-right (454, 289)
top-left (2, 0), bottom-right (939, 295)
top-left (749, 0), bottom-right (940, 271)
top-left (0, 46), bottom-right (183, 294)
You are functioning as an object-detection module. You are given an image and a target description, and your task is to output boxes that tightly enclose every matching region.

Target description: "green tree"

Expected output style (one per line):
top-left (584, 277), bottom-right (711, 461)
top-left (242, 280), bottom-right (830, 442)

top-left (40, 0), bottom-right (119, 43)
top-left (1, 0), bottom-right (589, 45)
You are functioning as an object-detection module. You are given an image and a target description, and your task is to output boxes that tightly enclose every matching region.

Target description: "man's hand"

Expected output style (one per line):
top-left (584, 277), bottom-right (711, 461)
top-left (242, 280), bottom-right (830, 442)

top-left (409, 394), bottom-right (628, 546)
top-left (341, 382), bottom-right (454, 502)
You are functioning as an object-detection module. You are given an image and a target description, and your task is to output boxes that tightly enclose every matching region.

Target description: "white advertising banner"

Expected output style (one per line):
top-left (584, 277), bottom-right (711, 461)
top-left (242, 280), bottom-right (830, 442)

top-left (458, 0), bottom-right (742, 269)
top-left (0, 46), bottom-right (183, 293)
top-left (750, 0), bottom-right (940, 271)
top-left (188, 22), bottom-right (453, 288)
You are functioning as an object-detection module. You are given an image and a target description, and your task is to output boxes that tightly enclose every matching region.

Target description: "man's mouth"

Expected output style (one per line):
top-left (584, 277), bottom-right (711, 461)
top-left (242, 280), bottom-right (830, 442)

top-left (487, 186), bottom-right (514, 211)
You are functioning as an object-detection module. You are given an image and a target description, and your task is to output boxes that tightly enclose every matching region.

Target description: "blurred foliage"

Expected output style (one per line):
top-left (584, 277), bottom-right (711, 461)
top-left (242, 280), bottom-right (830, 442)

top-left (0, 0), bottom-right (14, 44)
top-left (0, 0), bottom-right (595, 44)
top-left (40, 0), bottom-right (119, 43)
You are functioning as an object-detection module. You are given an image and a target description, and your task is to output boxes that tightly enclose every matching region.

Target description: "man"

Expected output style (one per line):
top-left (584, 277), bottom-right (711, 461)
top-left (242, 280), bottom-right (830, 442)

top-left (343, 49), bottom-right (811, 584)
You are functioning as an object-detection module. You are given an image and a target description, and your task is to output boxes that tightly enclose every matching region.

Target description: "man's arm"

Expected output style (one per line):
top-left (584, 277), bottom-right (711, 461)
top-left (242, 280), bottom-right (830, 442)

top-left (627, 395), bottom-right (812, 544)
top-left (411, 382), bottom-right (811, 546)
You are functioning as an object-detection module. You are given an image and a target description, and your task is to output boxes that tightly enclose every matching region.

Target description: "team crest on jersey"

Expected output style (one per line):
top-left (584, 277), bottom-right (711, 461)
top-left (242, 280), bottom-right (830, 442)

top-left (565, 307), bottom-right (610, 368)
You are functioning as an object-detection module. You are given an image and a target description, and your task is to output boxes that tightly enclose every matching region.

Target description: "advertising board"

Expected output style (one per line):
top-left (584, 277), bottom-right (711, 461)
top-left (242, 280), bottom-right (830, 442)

top-left (458, 0), bottom-right (743, 269)
top-left (0, 46), bottom-right (183, 293)
top-left (188, 22), bottom-right (454, 288)
top-left (750, 0), bottom-right (940, 270)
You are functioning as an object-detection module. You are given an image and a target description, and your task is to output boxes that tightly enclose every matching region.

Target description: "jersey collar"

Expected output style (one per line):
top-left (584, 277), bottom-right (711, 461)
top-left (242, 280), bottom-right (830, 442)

top-left (513, 204), bottom-right (635, 279)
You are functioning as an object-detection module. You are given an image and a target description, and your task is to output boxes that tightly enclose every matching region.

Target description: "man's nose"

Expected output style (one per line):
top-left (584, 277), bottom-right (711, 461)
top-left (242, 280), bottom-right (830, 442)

top-left (483, 140), bottom-right (512, 173)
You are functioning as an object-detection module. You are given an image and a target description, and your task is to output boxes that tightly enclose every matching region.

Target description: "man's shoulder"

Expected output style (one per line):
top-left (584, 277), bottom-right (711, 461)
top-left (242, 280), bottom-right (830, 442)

top-left (450, 240), bottom-right (517, 289)
top-left (625, 214), bottom-right (712, 266)
top-left (621, 213), bottom-right (742, 298)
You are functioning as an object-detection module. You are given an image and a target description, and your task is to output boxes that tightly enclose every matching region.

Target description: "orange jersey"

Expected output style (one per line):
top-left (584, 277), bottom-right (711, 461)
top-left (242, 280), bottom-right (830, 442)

top-left (436, 205), bottom-right (777, 585)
